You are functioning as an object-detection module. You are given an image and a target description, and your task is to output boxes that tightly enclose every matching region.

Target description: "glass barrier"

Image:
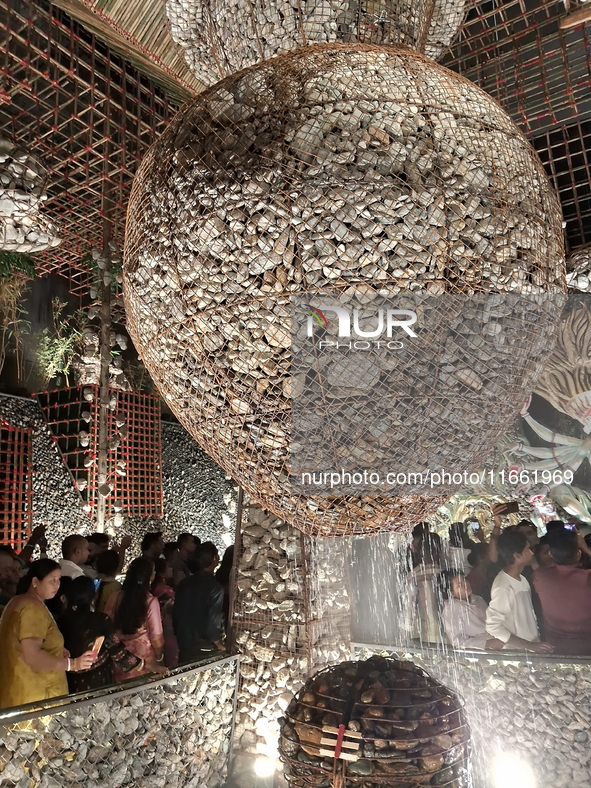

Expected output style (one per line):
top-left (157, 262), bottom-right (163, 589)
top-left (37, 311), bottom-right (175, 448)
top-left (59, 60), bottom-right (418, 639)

top-left (353, 642), bottom-right (591, 788)
top-left (0, 654), bottom-right (240, 788)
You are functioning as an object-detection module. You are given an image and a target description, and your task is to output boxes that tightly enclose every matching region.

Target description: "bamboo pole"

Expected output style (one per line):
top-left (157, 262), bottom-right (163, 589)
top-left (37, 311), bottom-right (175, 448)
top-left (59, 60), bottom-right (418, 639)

top-left (560, 6), bottom-right (591, 28)
top-left (96, 67), bottom-right (113, 534)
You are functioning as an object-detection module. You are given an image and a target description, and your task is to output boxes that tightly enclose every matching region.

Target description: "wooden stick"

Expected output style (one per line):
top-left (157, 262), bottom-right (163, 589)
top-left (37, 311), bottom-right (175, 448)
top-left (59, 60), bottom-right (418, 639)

top-left (560, 6), bottom-right (591, 29)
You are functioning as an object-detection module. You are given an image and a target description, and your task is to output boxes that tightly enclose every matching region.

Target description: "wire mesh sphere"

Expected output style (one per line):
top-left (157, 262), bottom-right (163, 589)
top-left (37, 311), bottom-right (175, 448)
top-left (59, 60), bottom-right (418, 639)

top-left (166, 0), bottom-right (469, 86)
top-left (0, 214), bottom-right (61, 254)
top-left (279, 655), bottom-right (471, 787)
top-left (123, 43), bottom-right (565, 537)
top-left (566, 243), bottom-right (591, 292)
top-left (0, 139), bottom-right (61, 253)
top-left (0, 139), bottom-right (49, 219)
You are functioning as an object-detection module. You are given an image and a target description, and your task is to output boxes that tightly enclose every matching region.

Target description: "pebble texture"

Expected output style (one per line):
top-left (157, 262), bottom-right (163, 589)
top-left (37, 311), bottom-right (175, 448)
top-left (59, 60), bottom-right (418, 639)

top-left (232, 503), bottom-right (351, 780)
top-left (0, 660), bottom-right (237, 788)
top-left (0, 138), bottom-right (61, 253)
top-left (357, 646), bottom-right (591, 788)
top-left (566, 242), bottom-right (591, 292)
top-left (0, 396), bottom-right (234, 555)
top-left (161, 421), bottom-right (237, 550)
top-left (124, 43), bottom-right (565, 537)
top-left (279, 655), bottom-right (471, 787)
top-left (166, 0), bottom-right (469, 87)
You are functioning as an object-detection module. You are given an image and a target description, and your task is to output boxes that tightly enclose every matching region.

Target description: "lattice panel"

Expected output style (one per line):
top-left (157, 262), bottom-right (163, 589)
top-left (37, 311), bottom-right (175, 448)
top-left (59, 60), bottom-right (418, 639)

top-left (36, 386), bottom-right (163, 519)
top-left (0, 420), bottom-right (33, 550)
top-left (111, 389), bottom-right (163, 517)
top-left (443, 0), bottom-right (591, 247)
top-left (0, 0), bottom-right (176, 292)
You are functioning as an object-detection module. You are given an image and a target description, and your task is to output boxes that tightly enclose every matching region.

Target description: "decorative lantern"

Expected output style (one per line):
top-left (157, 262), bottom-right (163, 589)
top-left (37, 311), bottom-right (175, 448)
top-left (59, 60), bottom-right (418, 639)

top-left (279, 655), bottom-right (471, 787)
top-left (166, 0), bottom-right (470, 86)
top-left (123, 42), bottom-right (565, 536)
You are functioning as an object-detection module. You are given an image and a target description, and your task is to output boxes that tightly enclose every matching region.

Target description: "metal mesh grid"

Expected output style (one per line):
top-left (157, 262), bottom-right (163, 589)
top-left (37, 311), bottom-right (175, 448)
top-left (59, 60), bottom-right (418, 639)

top-left (35, 387), bottom-right (99, 507)
top-left (0, 421), bottom-right (32, 550)
top-left (532, 121), bottom-right (591, 249)
top-left (0, 0), bottom-right (176, 292)
top-left (36, 386), bottom-right (163, 519)
top-left (442, 0), bottom-right (591, 248)
top-left (123, 41), bottom-right (565, 536)
top-left (110, 389), bottom-right (163, 517)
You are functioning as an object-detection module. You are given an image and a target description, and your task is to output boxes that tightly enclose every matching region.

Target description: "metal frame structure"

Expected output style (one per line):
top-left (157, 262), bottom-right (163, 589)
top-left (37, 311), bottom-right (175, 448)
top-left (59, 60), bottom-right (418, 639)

top-left (0, 0), bottom-right (177, 292)
top-left (0, 419), bottom-right (32, 550)
top-left (443, 0), bottom-right (591, 249)
top-left (36, 385), bottom-right (163, 518)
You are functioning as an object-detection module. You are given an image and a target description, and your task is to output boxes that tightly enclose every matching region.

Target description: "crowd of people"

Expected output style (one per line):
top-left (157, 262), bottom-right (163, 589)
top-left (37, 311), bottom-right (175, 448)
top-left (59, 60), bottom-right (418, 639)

top-left (3, 507), bottom-right (591, 712)
top-left (407, 505), bottom-right (591, 657)
top-left (0, 529), bottom-right (234, 710)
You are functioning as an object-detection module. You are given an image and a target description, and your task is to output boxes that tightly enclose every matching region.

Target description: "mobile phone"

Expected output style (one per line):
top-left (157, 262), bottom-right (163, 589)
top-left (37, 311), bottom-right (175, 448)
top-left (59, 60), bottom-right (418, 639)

top-left (91, 636), bottom-right (104, 653)
top-left (466, 520), bottom-right (480, 535)
top-left (92, 578), bottom-right (101, 592)
top-left (494, 501), bottom-right (520, 515)
top-left (564, 523), bottom-right (577, 531)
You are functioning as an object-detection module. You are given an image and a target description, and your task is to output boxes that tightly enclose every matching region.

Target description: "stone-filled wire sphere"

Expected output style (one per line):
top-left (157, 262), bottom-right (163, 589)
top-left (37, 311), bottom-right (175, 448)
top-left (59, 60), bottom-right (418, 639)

top-left (279, 655), bottom-right (472, 787)
top-left (123, 43), bottom-right (565, 537)
top-left (167, 0), bottom-right (470, 87)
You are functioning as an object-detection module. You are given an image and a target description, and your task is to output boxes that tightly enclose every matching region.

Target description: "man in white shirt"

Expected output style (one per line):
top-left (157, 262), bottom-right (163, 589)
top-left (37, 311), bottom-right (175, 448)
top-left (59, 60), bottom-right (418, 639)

top-left (486, 530), bottom-right (553, 654)
top-left (59, 534), bottom-right (90, 579)
top-left (442, 570), bottom-right (504, 650)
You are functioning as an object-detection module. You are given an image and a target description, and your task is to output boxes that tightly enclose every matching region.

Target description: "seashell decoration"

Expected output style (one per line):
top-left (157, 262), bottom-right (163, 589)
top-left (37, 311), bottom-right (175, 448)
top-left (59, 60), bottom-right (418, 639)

top-left (0, 138), bottom-right (61, 254)
top-left (123, 43), bottom-right (565, 536)
top-left (565, 242), bottom-right (591, 292)
top-left (279, 655), bottom-right (472, 787)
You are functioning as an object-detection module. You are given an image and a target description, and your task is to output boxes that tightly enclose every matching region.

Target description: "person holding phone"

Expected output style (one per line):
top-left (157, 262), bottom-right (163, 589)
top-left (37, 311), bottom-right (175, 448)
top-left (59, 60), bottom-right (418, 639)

top-left (59, 576), bottom-right (143, 692)
top-left (0, 560), bottom-right (96, 709)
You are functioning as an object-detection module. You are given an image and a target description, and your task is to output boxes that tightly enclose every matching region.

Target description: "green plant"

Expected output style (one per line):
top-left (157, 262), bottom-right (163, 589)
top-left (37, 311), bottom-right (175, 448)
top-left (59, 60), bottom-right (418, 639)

top-left (34, 298), bottom-right (87, 386)
top-left (0, 252), bottom-right (35, 381)
top-left (123, 356), bottom-right (156, 395)
top-left (0, 275), bottom-right (31, 381)
top-left (0, 251), bottom-right (36, 279)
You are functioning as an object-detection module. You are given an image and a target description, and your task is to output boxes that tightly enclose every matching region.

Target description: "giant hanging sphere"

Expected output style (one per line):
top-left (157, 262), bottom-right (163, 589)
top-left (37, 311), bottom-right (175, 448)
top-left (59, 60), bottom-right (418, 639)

top-left (123, 43), bottom-right (565, 536)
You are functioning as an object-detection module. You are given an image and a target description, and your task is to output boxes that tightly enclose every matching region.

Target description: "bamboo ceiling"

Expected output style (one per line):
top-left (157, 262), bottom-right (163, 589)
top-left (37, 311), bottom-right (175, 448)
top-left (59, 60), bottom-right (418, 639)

top-left (51, 0), bottom-right (204, 102)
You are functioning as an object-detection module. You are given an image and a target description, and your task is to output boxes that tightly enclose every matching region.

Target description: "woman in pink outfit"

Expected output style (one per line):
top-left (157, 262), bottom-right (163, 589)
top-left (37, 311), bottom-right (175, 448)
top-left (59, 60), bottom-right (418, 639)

top-left (152, 557), bottom-right (178, 667)
top-left (105, 557), bottom-right (166, 679)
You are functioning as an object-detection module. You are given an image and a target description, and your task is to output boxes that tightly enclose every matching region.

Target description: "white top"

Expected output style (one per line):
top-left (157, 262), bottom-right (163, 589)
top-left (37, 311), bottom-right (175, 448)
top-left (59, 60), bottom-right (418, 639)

top-left (442, 595), bottom-right (489, 650)
top-left (59, 558), bottom-right (84, 579)
top-left (486, 570), bottom-right (539, 644)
